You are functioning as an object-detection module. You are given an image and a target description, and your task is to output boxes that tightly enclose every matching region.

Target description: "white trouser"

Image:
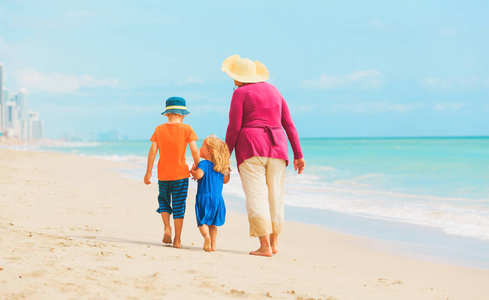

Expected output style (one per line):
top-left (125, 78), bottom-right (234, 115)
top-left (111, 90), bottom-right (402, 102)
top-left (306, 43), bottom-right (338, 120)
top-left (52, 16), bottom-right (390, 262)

top-left (239, 156), bottom-right (286, 237)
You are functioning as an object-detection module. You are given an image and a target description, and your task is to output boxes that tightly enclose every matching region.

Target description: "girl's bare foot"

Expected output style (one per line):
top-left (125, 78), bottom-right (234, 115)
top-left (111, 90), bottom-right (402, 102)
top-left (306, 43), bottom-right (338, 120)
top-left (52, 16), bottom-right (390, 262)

top-left (162, 228), bottom-right (172, 244)
top-left (249, 247), bottom-right (273, 257)
top-left (203, 235), bottom-right (211, 252)
top-left (173, 237), bottom-right (182, 248)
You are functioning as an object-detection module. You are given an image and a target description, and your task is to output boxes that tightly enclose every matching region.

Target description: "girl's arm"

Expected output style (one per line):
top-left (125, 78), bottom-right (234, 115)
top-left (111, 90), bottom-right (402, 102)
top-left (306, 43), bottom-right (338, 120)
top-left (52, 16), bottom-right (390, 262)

top-left (223, 171), bottom-right (230, 184)
top-left (144, 142), bottom-right (158, 185)
top-left (190, 167), bottom-right (204, 180)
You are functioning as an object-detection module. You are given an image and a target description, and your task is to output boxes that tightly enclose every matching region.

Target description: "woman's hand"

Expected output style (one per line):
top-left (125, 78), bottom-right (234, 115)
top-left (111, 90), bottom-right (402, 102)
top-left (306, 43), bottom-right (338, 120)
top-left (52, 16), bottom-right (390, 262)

top-left (293, 158), bottom-right (305, 175)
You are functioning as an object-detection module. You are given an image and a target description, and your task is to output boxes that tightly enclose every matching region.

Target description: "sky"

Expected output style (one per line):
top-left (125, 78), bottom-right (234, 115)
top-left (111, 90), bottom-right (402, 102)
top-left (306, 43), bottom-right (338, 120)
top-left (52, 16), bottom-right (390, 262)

top-left (1, 0), bottom-right (488, 140)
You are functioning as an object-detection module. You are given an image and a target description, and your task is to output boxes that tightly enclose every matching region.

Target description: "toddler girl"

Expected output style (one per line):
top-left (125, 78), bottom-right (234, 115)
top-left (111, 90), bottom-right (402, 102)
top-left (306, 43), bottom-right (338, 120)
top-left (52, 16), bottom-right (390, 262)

top-left (190, 135), bottom-right (230, 252)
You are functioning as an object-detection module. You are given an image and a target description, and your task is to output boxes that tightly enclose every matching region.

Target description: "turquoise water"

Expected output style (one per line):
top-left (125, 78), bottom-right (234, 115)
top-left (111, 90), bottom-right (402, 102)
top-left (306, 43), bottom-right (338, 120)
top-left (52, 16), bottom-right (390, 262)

top-left (288, 137), bottom-right (489, 241)
top-left (303, 137), bottom-right (489, 200)
top-left (18, 137), bottom-right (489, 243)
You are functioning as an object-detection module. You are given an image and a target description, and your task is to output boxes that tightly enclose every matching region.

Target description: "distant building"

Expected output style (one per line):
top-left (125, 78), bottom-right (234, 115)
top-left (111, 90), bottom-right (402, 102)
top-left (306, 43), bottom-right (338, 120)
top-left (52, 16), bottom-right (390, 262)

top-left (0, 64), bottom-right (44, 140)
top-left (5, 100), bottom-right (18, 137)
top-left (6, 100), bottom-right (18, 129)
top-left (16, 89), bottom-right (28, 120)
top-left (97, 131), bottom-right (120, 141)
top-left (27, 111), bottom-right (44, 139)
top-left (0, 63), bottom-right (4, 131)
top-left (2, 88), bottom-right (9, 131)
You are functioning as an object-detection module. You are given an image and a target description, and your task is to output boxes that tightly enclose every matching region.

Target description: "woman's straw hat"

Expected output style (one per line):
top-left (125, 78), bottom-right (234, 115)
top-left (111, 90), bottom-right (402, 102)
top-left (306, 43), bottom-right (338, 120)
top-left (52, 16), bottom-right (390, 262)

top-left (221, 55), bottom-right (269, 83)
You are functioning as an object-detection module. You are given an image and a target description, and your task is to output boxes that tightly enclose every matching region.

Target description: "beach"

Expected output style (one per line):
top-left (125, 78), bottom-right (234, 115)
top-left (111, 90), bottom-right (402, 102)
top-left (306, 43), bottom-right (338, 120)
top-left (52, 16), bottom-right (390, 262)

top-left (1, 148), bottom-right (489, 299)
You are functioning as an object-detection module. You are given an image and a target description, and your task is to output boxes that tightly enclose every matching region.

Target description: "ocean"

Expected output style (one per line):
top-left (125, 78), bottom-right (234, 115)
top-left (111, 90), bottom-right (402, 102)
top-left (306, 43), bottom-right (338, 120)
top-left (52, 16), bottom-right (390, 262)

top-left (9, 137), bottom-right (489, 268)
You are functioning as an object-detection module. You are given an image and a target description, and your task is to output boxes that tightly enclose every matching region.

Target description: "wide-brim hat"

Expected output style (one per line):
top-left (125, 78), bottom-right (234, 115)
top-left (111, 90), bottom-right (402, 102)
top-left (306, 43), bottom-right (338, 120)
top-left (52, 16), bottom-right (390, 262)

top-left (221, 54), bottom-right (269, 83)
top-left (161, 96), bottom-right (191, 116)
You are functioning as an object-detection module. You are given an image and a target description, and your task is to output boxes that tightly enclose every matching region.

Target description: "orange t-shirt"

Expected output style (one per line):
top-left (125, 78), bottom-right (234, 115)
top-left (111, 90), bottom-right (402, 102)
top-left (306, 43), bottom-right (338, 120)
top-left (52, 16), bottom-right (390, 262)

top-left (150, 123), bottom-right (198, 181)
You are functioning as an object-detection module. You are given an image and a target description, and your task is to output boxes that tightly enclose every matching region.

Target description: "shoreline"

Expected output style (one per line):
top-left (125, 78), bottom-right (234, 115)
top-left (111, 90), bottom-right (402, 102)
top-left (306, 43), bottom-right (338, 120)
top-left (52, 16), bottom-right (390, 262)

top-left (223, 190), bottom-right (489, 270)
top-left (1, 148), bottom-right (489, 299)
top-left (3, 141), bottom-right (489, 270)
top-left (283, 205), bottom-right (489, 270)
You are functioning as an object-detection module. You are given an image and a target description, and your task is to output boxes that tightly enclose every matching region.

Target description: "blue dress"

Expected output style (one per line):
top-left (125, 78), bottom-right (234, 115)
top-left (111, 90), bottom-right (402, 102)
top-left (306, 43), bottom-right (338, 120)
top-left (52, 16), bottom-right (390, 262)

top-left (195, 160), bottom-right (226, 226)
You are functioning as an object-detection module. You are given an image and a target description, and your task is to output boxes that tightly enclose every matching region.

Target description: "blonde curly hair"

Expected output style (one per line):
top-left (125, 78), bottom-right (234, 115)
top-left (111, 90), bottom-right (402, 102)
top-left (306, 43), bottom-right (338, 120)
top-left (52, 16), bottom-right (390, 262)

top-left (203, 135), bottom-right (230, 175)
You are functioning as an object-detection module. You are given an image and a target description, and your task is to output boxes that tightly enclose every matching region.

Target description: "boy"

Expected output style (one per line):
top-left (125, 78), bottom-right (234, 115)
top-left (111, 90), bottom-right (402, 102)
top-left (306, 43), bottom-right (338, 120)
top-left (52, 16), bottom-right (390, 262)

top-left (144, 96), bottom-right (200, 248)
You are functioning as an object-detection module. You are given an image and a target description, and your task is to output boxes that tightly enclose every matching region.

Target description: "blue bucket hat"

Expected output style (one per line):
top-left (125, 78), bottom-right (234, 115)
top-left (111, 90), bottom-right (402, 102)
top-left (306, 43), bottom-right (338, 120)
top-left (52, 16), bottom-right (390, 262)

top-left (161, 96), bottom-right (191, 116)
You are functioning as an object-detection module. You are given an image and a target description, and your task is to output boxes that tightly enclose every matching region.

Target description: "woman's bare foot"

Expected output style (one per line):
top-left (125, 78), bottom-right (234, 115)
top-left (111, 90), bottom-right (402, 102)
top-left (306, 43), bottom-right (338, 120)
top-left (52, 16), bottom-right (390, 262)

top-left (162, 228), bottom-right (172, 244)
top-left (271, 243), bottom-right (278, 254)
top-left (203, 235), bottom-right (211, 252)
top-left (270, 234), bottom-right (278, 254)
top-left (249, 247), bottom-right (273, 257)
top-left (173, 237), bottom-right (182, 248)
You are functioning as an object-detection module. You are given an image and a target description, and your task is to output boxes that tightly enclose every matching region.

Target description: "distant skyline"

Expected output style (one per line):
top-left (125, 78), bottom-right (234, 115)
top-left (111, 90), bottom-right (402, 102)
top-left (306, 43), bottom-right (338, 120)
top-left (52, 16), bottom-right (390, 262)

top-left (1, 1), bottom-right (488, 140)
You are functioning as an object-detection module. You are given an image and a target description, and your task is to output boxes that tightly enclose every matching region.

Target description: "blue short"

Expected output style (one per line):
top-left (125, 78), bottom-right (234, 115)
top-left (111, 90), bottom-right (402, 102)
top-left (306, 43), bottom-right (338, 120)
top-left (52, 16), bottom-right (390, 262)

top-left (156, 178), bottom-right (189, 219)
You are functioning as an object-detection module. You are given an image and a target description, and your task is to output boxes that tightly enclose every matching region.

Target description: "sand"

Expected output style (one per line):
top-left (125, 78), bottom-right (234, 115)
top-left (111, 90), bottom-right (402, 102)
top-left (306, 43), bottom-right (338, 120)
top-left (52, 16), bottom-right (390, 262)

top-left (1, 148), bottom-right (488, 299)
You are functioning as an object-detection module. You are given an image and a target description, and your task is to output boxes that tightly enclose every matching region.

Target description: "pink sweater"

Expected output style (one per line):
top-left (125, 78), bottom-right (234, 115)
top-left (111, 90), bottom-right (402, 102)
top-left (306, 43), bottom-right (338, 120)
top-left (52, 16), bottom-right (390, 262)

top-left (225, 82), bottom-right (303, 169)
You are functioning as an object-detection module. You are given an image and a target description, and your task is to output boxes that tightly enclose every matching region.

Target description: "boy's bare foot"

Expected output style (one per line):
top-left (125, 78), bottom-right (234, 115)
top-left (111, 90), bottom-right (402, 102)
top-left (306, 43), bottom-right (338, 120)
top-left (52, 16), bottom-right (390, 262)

top-left (173, 237), bottom-right (182, 248)
top-left (249, 247), bottom-right (273, 257)
top-left (162, 228), bottom-right (172, 244)
top-left (203, 235), bottom-right (211, 252)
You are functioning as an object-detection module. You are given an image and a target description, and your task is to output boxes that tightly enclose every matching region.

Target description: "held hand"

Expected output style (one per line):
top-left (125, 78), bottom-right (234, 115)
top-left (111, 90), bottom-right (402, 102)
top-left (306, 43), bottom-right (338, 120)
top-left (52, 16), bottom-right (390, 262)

top-left (293, 158), bottom-right (306, 175)
top-left (144, 173), bottom-right (152, 185)
top-left (189, 164), bottom-right (197, 181)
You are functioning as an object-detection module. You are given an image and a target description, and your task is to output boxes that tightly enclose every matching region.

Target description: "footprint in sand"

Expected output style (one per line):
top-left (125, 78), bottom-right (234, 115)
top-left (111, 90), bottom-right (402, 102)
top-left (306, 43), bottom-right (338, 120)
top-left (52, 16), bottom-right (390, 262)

top-left (378, 278), bottom-right (403, 286)
top-left (86, 242), bottom-right (106, 248)
top-left (98, 251), bottom-right (112, 257)
top-left (25, 270), bottom-right (47, 277)
top-left (57, 241), bottom-right (70, 247)
top-left (229, 289), bottom-right (247, 297)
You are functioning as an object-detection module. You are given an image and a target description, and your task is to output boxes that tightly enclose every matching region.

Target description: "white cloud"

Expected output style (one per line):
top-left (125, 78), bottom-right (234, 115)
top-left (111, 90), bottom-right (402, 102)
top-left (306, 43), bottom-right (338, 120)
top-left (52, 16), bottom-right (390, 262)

top-left (434, 102), bottom-right (466, 111)
top-left (302, 70), bottom-right (383, 90)
top-left (178, 77), bottom-right (204, 85)
top-left (0, 36), bottom-right (17, 57)
top-left (369, 19), bottom-right (388, 32)
top-left (14, 69), bottom-right (119, 94)
top-left (422, 76), bottom-right (489, 91)
top-left (327, 101), bottom-right (425, 114)
top-left (66, 10), bottom-right (101, 21)
top-left (440, 26), bottom-right (458, 38)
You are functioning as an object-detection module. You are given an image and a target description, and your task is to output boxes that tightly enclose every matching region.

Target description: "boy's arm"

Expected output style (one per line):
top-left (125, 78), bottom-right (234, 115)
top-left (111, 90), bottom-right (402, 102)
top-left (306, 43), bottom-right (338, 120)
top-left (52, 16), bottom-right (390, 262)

top-left (144, 142), bottom-right (158, 185)
top-left (188, 140), bottom-right (200, 167)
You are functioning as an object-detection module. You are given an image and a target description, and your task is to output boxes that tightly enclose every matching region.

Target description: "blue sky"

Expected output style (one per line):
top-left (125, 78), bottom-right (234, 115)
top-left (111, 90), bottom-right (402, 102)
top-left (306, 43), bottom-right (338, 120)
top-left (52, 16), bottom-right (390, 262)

top-left (1, 0), bottom-right (488, 139)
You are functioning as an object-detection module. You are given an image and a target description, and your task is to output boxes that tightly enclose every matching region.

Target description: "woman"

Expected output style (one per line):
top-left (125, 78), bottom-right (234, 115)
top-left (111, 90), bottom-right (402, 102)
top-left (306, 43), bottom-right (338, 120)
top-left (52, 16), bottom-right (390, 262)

top-left (221, 55), bottom-right (306, 257)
